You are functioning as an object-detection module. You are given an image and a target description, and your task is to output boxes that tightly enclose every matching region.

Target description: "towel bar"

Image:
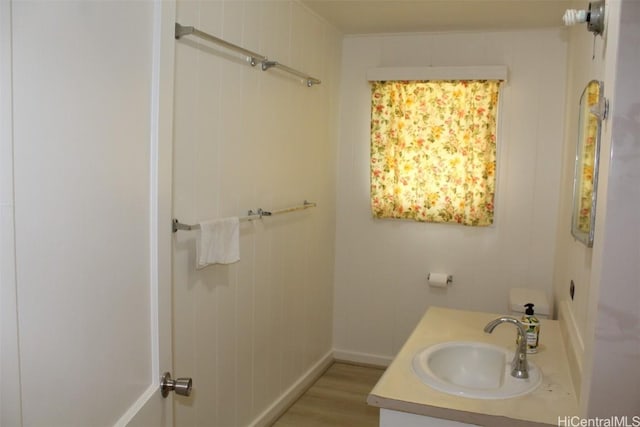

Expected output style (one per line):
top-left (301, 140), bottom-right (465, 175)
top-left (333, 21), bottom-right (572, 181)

top-left (172, 200), bottom-right (316, 233)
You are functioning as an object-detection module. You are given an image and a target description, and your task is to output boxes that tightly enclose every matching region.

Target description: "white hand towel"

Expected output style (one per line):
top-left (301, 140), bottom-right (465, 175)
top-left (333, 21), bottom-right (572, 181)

top-left (196, 217), bottom-right (240, 268)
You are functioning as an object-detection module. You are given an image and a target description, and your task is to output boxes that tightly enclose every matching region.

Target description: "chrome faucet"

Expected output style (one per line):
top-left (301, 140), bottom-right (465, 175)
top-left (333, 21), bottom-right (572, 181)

top-left (484, 316), bottom-right (529, 379)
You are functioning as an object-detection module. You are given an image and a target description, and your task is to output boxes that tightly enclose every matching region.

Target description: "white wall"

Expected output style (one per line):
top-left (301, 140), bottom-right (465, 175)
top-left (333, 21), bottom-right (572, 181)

top-left (584, 0), bottom-right (640, 414)
top-left (550, 0), bottom-right (639, 414)
top-left (560, 0), bottom-right (640, 415)
top-left (552, 7), bottom-right (608, 396)
top-left (334, 29), bottom-right (568, 364)
top-left (171, 1), bottom-right (341, 426)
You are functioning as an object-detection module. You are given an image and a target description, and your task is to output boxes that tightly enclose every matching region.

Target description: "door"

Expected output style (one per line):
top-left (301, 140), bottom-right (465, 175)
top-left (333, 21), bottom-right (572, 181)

top-left (0, 1), bottom-right (177, 425)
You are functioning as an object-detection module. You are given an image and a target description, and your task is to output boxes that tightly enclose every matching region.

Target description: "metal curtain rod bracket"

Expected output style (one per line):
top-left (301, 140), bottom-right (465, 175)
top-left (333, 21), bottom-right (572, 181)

top-left (175, 22), bottom-right (321, 87)
top-left (175, 23), bottom-right (265, 66)
top-left (172, 200), bottom-right (317, 233)
top-left (261, 61), bottom-right (321, 87)
top-left (247, 208), bottom-right (272, 217)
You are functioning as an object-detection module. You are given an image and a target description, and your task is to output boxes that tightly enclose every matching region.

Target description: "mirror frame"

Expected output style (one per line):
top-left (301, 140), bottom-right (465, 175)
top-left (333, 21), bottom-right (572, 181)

top-left (571, 80), bottom-right (604, 248)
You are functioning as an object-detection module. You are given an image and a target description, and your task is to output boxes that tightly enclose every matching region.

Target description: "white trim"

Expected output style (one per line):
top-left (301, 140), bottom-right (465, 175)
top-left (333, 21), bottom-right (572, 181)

top-left (114, 384), bottom-right (159, 427)
top-left (0, 0), bottom-right (23, 425)
top-left (148, 0), bottom-right (163, 393)
top-left (558, 300), bottom-right (584, 396)
top-left (248, 350), bottom-right (334, 427)
top-left (333, 349), bottom-right (393, 367)
top-left (559, 301), bottom-right (584, 362)
top-left (367, 65), bottom-right (508, 82)
top-left (247, 349), bottom-right (391, 427)
top-left (153, 0), bottom-right (176, 394)
top-left (114, 0), bottom-right (176, 425)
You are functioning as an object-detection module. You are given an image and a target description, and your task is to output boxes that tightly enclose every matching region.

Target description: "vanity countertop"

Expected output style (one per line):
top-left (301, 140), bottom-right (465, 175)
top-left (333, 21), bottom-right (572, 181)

top-left (367, 306), bottom-right (578, 426)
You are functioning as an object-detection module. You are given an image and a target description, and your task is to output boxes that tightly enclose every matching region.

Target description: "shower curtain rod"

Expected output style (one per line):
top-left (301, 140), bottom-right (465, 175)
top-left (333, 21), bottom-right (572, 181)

top-left (175, 23), bottom-right (321, 87)
top-left (172, 201), bottom-right (317, 233)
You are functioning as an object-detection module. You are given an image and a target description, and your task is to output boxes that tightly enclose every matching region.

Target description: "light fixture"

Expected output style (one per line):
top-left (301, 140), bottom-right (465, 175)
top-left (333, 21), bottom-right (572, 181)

top-left (563, 1), bottom-right (606, 36)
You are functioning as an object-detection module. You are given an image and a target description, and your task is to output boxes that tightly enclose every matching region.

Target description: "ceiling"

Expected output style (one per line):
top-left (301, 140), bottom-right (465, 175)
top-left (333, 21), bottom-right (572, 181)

top-left (301, 0), bottom-right (576, 34)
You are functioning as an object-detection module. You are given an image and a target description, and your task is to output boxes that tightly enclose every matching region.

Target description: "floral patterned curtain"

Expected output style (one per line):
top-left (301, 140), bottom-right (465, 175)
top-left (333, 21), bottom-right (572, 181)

top-left (370, 80), bottom-right (501, 226)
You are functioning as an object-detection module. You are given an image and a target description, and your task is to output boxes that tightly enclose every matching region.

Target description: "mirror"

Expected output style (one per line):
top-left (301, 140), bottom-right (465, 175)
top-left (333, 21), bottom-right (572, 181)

top-left (571, 80), bottom-right (604, 247)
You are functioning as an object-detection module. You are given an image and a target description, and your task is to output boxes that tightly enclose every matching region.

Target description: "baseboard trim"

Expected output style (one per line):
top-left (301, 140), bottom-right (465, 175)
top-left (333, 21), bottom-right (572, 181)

top-left (333, 349), bottom-right (393, 368)
top-left (248, 350), bottom-right (334, 427)
top-left (248, 348), bottom-right (391, 426)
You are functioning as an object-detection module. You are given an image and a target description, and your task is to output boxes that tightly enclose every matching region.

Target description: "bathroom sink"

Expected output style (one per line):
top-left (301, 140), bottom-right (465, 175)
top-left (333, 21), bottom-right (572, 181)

top-left (412, 341), bottom-right (542, 399)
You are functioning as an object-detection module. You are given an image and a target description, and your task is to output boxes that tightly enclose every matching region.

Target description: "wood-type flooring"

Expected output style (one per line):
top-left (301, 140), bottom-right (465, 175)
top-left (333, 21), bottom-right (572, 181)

top-left (272, 362), bottom-right (385, 427)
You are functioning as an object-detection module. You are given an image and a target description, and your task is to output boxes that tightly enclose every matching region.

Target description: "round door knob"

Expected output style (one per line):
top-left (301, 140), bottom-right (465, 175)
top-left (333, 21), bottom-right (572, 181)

top-left (160, 372), bottom-right (192, 398)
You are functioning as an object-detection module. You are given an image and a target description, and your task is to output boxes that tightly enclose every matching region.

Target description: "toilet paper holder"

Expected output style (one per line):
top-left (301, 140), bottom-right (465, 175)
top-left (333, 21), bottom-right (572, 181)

top-left (427, 273), bottom-right (453, 286)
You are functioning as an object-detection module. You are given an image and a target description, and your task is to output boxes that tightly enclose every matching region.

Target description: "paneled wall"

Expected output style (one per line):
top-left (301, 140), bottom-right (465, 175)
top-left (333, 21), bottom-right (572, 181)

top-left (556, 0), bottom-right (640, 415)
top-left (552, 17), bottom-right (606, 394)
top-left (334, 29), bottom-right (568, 364)
top-left (171, 2), bottom-right (341, 426)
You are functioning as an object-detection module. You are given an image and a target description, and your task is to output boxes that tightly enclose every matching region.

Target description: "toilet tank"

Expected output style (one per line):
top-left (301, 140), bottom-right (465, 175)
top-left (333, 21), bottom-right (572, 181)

top-left (509, 288), bottom-right (550, 319)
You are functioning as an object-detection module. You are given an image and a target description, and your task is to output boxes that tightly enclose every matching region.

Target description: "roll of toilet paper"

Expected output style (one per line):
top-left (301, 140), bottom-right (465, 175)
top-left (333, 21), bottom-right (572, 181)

top-left (428, 273), bottom-right (451, 288)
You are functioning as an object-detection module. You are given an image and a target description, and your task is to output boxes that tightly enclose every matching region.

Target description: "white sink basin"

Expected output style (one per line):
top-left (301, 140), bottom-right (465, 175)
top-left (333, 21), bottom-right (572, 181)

top-left (412, 341), bottom-right (542, 399)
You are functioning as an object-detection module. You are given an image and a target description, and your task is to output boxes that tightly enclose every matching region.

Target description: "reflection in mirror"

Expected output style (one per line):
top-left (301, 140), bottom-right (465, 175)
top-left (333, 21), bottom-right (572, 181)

top-left (571, 80), bottom-right (603, 247)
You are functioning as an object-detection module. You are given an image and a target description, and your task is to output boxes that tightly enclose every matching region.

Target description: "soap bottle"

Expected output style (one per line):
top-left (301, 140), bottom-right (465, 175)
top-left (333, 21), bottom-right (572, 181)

top-left (520, 303), bottom-right (540, 354)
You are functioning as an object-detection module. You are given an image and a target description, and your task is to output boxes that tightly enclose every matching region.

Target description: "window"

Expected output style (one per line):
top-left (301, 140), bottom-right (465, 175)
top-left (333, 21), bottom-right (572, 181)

top-left (370, 80), bottom-right (501, 226)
